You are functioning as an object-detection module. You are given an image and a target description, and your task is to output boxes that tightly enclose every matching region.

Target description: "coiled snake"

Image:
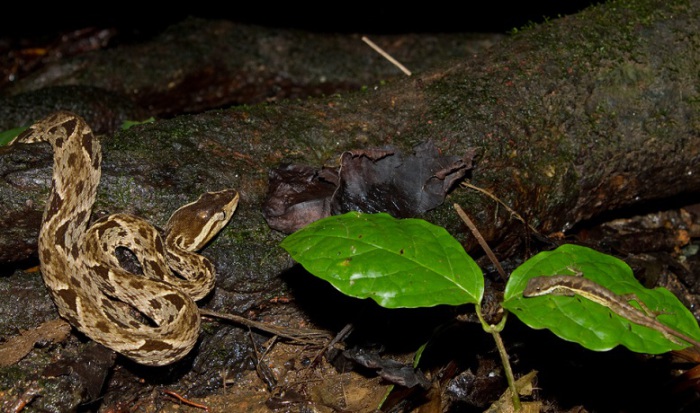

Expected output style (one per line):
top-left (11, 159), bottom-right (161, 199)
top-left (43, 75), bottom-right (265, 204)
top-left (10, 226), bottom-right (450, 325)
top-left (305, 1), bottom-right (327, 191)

top-left (11, 111), bottom-right (239, 366)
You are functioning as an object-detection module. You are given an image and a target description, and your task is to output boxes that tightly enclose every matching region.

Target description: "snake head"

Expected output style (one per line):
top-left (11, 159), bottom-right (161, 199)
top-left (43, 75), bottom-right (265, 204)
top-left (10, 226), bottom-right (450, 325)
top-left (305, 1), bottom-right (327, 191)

top-left (165, 189), bottom-right (239, 251)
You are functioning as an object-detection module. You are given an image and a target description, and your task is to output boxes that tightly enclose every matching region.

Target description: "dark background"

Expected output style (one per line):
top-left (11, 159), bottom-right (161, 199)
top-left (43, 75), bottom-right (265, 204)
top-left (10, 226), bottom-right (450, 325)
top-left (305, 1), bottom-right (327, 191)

top-left (3, 2), bottom-right (600, 39)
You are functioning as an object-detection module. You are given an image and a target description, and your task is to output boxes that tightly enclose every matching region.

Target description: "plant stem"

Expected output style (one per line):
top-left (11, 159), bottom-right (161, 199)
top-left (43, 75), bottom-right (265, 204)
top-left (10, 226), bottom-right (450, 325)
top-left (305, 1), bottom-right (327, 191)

top-left (490, 325), bottom-right (521, 411)
top-left (475, 306), bottom-right (521, 410)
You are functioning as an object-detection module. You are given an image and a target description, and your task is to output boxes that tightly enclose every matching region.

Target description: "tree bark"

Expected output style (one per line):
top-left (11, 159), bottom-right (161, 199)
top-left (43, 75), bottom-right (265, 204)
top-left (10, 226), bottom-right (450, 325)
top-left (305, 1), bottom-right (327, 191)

top-left (0, 0), bottom-right (697, 314)
top-left (3, 0), bottom-right (697, 257)
top-left (1, 18), bottom-right (502, 123)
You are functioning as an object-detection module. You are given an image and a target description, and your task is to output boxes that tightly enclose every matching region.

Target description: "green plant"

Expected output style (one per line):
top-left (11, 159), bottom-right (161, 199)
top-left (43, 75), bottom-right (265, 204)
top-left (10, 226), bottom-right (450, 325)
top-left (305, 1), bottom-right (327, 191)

top-left (120, 117), bottom-right (155, 130)
top-left (0, 127), bottom-right (26, 146)
top-left (281, 210), bottom-right (700, 409)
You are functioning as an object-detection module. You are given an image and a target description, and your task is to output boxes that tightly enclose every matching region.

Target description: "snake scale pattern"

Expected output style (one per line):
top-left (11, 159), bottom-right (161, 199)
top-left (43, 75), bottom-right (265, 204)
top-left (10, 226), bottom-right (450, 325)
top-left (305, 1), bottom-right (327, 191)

top-left (11, 111), bottom-right (239, 366)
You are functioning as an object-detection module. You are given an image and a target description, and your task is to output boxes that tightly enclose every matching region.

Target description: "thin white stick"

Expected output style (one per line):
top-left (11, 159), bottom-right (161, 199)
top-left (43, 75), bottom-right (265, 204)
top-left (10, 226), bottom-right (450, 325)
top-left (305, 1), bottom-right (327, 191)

top-left (361, 36), bottom-right (412, 76)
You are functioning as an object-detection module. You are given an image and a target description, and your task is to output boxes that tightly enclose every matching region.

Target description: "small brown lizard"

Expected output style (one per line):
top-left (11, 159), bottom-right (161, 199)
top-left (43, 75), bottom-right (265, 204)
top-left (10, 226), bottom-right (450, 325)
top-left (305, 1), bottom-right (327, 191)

top-left (523, 274), bottom-right (700, 349)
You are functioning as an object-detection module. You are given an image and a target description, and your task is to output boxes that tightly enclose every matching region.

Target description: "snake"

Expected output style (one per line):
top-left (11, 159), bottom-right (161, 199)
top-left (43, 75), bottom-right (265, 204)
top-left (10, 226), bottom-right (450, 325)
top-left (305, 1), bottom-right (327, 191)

top-left (10, 111), bottom-right (239, 366)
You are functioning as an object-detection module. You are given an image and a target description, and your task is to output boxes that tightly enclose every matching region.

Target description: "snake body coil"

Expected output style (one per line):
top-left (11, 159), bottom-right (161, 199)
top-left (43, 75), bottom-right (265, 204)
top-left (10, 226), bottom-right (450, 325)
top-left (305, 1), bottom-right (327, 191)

top-left (12, 111), bottom-right (239, 366)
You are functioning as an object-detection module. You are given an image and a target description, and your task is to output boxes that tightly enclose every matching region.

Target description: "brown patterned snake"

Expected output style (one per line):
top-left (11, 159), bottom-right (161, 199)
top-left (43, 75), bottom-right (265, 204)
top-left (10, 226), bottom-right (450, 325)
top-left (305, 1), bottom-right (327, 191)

top-left (10, 111), bottom-right (239, 366)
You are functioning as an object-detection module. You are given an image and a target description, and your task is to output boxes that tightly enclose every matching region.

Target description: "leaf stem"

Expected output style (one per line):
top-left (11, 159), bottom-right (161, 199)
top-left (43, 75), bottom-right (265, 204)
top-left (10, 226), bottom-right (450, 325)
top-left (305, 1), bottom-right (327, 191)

top-left (489, 326), bottom-right (521, 411)
top-left (475, 306), bottom-right (521, 410)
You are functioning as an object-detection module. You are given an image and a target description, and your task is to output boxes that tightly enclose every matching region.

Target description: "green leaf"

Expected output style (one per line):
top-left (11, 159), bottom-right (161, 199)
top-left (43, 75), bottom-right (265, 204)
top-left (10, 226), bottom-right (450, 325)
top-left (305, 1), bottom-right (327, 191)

top-left (120, 117), bottom-right (155, 130)
top-left (281, 212), bottom-right (483, 308)
top-left (503, 244), bottom-right (700, 354)
top-left (0, 126), bottom-right (27, 146)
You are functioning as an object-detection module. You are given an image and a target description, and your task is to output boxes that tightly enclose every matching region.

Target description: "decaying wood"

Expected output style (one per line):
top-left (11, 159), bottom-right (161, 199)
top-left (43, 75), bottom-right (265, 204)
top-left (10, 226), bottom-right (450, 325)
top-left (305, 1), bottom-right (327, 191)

top-left (1, 1), bottom-right (698, 259)
top-left (1, 18), bottom-right (503, 121)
